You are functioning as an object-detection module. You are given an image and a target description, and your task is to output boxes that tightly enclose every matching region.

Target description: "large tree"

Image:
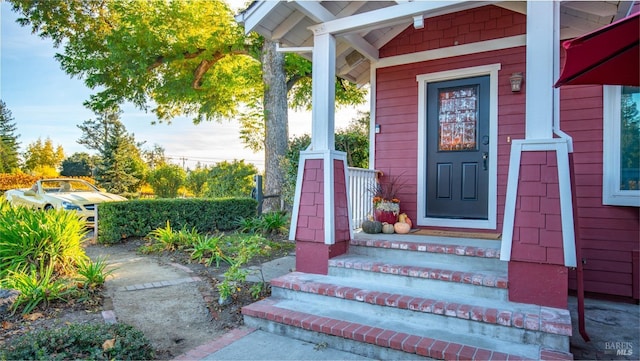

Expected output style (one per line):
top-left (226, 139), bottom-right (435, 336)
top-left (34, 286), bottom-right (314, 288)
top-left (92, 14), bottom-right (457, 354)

top-left (0, 100), bottom-right (20, 173)
top-left (9, 0), bottom-right (366, 209)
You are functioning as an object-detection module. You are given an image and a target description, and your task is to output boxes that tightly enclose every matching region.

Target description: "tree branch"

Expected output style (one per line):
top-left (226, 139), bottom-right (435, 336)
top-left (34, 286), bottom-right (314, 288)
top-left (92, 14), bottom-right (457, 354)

top-left (147, 49), bottom-right (206, 71)
top-left (192, 49), bottom-right (251, 90)
top-left (287, 73), bottom-right (309, 92)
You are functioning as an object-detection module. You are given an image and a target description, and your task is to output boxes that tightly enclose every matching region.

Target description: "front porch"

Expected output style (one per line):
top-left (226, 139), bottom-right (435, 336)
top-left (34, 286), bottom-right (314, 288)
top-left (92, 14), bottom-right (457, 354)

top-left (234, 1), bottom-right (639, 359)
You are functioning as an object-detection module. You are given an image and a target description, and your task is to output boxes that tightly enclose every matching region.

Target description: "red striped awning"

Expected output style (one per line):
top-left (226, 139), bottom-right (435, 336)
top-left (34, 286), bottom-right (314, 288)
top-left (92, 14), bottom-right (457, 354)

top-left (555, 12), bottom-right (639, 87)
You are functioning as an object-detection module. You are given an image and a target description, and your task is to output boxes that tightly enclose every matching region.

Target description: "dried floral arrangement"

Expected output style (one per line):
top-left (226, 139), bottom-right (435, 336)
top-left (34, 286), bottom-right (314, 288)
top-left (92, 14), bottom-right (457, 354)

top-left (369, 171), bottom-right (406, 211)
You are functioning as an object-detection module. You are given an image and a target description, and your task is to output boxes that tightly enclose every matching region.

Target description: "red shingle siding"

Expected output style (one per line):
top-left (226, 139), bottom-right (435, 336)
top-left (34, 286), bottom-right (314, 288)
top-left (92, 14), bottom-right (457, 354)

top-left (295, 159), bottom-right (324, 242)
top-left (380, 5), bottom-right (526, 58)
top-left (560, 86), bottom-right (640, 298)
top-left (512, 151), bottom-right (564, 265)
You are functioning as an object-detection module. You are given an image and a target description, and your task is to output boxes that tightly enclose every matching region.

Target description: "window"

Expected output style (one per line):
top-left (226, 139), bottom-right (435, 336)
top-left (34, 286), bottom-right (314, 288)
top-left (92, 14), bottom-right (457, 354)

top-left (603, 85), bottom-right (640, 206)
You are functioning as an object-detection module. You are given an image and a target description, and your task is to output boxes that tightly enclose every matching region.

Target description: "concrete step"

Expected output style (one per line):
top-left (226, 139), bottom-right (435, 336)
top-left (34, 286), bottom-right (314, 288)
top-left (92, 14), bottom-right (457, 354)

top-left (243, 297), bottom-right (573, 361)
top-left (242, 233), bottom-right (573, 360)
top-left (349, 236), bottom-right (505, 272)
top-left (328, 254), bottom-right (509, 301)
top-left (270, 272), bottom-right (571, 351)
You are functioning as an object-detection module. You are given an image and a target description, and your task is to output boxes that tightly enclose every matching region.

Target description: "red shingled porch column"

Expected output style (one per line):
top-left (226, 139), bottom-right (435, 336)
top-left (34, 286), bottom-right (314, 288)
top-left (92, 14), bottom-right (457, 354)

top-left (507, 151), bottom-right (569, 309)
top-left (292, 152), bottom-right (351, 275)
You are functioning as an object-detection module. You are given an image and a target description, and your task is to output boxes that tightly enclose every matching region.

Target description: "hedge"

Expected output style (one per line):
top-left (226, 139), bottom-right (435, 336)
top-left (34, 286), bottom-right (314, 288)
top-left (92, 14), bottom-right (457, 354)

top-left (96, 198), bottom-right (258, 244)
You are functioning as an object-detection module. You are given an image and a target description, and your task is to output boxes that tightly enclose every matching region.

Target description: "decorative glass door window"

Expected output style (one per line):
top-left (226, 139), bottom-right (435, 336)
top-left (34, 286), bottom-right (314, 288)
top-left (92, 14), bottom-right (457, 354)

top-left (437, 86), bottom-right (478, 151)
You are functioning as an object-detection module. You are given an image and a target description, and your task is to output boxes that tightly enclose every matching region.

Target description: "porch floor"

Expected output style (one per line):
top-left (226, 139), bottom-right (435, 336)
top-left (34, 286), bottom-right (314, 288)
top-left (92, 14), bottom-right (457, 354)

top-left (353, 229), bottom-right (502, 249)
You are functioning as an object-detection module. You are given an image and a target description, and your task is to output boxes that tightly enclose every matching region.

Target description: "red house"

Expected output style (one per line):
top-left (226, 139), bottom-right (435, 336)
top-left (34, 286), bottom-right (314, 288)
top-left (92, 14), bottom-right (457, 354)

top-left (237, 2), bottom-right (639, 359)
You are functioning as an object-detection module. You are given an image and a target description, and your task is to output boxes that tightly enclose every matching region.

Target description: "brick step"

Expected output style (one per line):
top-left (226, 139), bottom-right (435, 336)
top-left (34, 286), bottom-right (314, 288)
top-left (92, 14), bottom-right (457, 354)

top-left (328, 254), bottom-right (509, 301)
top-left (270, 272), bottom-right (571, 350)
top-left (243, 297), bottom-right (573, 361)
top-left (350, 236), bottom-right (505, 272)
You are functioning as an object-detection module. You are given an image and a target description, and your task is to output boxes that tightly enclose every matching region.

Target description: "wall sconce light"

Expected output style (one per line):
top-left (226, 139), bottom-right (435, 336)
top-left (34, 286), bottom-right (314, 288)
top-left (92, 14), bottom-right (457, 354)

top-left (510, 72), bottom-right (523, 92)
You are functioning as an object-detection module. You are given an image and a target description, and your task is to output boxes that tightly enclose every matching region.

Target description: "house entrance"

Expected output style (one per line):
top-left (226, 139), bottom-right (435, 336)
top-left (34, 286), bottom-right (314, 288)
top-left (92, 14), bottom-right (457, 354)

top-left (426, 75), bottom-right (490, 219)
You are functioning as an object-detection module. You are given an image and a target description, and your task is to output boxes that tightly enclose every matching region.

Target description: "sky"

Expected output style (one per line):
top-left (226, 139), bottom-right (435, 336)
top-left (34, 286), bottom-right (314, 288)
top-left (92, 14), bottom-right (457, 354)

top-left (0, 1), bottom-right (368, 171)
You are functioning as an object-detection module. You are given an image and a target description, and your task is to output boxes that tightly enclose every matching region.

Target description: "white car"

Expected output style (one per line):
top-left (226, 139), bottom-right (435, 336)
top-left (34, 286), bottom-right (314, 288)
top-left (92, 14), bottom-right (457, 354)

top-left (4, 178), bottom-right (126, 225)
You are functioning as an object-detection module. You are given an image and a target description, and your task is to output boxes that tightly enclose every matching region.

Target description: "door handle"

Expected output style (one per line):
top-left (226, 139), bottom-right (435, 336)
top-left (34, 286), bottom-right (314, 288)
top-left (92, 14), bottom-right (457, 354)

top-left (482, 152), bottom-right (488, 170)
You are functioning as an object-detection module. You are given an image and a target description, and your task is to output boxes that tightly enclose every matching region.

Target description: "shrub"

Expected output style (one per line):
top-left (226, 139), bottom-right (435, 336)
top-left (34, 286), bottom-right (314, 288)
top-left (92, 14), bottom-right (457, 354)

top-left (0, 199), bottom-right (92, 314)
top-left (97, 198), bottom-right (257, 244)
top-left (76, 257), bottom-right (115, 289)
top-left (189, 234), bottom-right (231, 267)
top-left (217, 234), bottom-right (275, 301)
top-left (259, 212), bottom-right (289, 234)
top-left (2, 263), bottom-right (74, 315)
top-left (146, 164), bottom-right (186, 198)
top-left (204, 160), bottom-right (257, 198)
top-left (0, 322), bottom-right (154, 361)
top-left (140, 221), bottom-right (200, 253)
top-left (0, 201), bottom-right (88, 279)
top-left (236, 212), bottom-right (290, 235)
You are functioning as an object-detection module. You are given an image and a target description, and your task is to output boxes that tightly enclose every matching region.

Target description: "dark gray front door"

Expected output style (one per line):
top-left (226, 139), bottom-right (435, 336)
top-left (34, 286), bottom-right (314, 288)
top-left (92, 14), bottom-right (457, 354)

top-left (426, 75), bottom-right (489, 219)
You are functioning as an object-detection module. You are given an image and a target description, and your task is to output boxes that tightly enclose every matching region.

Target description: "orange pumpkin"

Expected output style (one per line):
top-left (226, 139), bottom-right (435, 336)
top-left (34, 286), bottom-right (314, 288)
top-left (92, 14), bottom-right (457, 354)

top-left (394, 222), bottom-right (411, 234)
top-left (399, 213), bottom-right (413, 228)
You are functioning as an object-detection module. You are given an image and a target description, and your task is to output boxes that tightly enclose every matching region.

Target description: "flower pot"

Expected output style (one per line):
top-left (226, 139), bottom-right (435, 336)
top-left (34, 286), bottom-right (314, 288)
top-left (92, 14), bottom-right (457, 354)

top-left (374, 209), bottom-right (398, 224)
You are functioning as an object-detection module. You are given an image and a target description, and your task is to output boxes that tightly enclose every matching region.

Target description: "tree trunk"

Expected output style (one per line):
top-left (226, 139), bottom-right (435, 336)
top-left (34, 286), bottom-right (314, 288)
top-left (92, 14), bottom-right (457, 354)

top-left (261, 39), bottom-right (288, 212)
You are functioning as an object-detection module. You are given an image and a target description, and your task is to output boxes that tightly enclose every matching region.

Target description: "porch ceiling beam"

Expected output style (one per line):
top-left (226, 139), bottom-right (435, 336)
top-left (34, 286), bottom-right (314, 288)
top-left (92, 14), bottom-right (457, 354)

top-left (291, 0), bottom-right (335, 23)
top-left (561, 1), bottom-right (618, 17)
top-left (560, 12), bottom-right (606, 34)
top-left (237, 0), bottom-right (279, 35)
top-left (272, 12), bottom-right (306, 40)
top-left (337, 2), bottom-right (367, 17)
top-left (309, 1), bottom-right (490, 36)
top-left (372, 24), bottom-right (412, 49)
top-left (344, 34), bottom-right (379, 62)
top-left (291, 0), bottom-right (379, 62)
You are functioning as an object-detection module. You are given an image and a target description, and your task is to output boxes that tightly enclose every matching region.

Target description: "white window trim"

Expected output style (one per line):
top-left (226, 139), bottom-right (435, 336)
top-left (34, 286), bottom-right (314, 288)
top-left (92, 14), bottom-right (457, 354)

top-left (603, 85), bottom-right (640, 207)
top-left (416, 64), bottom-right (500, 229)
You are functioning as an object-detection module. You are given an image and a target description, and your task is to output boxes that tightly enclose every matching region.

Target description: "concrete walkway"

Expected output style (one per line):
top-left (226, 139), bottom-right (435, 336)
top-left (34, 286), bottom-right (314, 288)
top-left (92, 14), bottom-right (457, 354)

top-left (85, 244), bottom-right (225, 358)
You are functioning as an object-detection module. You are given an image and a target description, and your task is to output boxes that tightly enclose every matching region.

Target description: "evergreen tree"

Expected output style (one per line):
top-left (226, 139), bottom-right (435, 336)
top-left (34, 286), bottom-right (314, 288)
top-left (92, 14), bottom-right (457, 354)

top-left (78, 110), bottom-right (147, 193)
top-left (60, 152), bottom-right (95, 176)
top-left (0, 100), bottom-right (21, 172)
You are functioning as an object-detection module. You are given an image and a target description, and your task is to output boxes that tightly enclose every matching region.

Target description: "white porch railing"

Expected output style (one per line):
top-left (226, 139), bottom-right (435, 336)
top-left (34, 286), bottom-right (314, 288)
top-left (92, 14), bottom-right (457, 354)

top-left (348, 167), bottom-right (379, 229)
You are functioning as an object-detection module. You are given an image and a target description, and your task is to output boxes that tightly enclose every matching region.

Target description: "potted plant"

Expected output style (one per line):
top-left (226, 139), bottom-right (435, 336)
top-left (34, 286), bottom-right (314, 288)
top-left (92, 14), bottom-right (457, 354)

top-left (370, 172), bottom-right (404, 224)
